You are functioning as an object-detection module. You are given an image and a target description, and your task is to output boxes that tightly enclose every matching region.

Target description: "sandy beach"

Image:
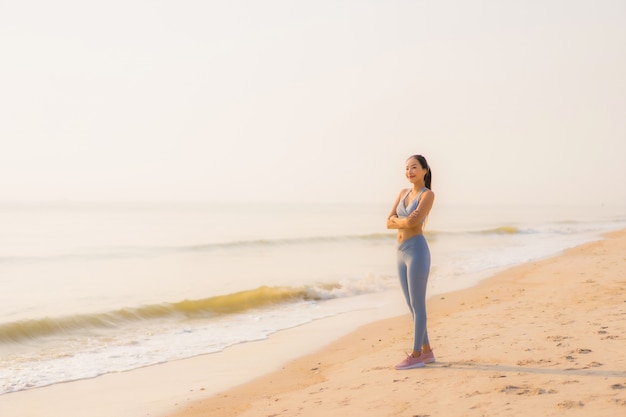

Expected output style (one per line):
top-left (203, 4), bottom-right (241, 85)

top-left (1, 229), bottom-right (625, 417)
top-left (3, 2), bottom-right (625, 416)
top-left (165, 229), bottom-right (626, 417)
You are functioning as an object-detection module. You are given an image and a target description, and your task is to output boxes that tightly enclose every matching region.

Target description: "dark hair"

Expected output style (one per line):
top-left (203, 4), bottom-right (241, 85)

top-left (408, 154), bottom-right (432, 190)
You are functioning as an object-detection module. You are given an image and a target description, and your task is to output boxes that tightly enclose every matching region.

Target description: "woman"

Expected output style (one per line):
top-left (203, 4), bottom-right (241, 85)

top-left (386, 154), bottom-right (435, 370)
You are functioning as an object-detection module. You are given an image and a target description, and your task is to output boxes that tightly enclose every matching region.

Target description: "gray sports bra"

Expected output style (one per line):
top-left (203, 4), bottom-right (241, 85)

top-left (396, 187), bottom-right (427, 218)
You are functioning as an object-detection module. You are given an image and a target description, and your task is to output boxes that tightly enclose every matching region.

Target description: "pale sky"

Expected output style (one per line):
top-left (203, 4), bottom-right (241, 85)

top-left (1, 0), bottom-right (625, 206)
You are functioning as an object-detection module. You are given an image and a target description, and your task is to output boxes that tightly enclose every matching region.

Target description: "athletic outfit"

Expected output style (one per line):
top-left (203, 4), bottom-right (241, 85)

top-left (395, 187), bottom-right (431, 353)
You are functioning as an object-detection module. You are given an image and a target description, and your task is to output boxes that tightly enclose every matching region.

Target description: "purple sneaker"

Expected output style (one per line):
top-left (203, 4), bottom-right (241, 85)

top-left (394, 353), bottom-right (425, 370)
top-left (394, 351), bottom-right (436, 370)
top-left (421, 350), bottom-right (436, 364)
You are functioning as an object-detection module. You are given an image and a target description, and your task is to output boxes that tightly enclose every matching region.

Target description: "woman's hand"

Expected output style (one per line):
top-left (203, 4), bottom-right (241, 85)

top-left (387, 215), bottom-right (400, 229)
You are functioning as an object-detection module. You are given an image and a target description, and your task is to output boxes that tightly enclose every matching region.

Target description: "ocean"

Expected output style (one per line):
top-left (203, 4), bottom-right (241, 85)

top-left (1, 201), bottom-right (625, 395)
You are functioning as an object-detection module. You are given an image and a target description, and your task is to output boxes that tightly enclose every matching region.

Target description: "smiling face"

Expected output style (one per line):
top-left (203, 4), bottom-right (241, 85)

top-left (405, 157), bottom-right (427, 185)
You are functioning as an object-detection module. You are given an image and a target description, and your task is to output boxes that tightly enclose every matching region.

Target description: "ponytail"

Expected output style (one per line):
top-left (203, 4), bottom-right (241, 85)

top-left (424, 167), bottom-right (432, 190)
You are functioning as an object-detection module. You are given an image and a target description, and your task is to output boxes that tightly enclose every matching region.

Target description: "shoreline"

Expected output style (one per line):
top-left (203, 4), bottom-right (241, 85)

top-left (1, 229), bottom-right (625, 416)
top-left (164, 228), bottom-right (626, 417)
top-left (0, 289), bottom-right (409, 417)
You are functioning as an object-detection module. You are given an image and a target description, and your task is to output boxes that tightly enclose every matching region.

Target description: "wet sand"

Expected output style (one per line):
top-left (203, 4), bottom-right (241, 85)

top-left (165, 229), bottom-right (626, 417)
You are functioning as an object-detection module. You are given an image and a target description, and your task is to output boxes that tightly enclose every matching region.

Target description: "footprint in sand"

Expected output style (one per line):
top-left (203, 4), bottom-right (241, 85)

top-left (517, 359), bottom-right (553, 366)
top-left (464, 390), bottom-right (489, 397)
top-left (558, 400), bottom-right (584, 409)
top-left (546, 335), bottom-right (569, 342)
top-left (499, 385), bottom-right (557, 395)
top-left (583, 361), bottom-right (603, 369)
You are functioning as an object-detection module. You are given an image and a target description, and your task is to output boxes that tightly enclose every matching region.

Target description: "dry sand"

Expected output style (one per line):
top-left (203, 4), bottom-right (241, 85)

top-left (165, 229), bottom-right (626, 417)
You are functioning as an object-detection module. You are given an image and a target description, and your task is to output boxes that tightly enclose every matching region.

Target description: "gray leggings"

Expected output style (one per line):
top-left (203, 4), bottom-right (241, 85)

top-left (397, 234), bottom-right (431, 351)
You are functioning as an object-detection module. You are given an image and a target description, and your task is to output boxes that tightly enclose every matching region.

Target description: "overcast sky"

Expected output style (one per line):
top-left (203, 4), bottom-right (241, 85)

top-left (1, 0), bottom-right (625, 206)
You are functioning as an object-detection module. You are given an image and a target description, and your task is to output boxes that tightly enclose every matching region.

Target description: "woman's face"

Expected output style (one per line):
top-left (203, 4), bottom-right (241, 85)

top-left (405, 158), bottom-right (427, 184)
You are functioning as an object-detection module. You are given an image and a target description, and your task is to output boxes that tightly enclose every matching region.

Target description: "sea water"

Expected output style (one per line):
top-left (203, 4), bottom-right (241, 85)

top-left (1, 201), bottom-right (625, 394)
